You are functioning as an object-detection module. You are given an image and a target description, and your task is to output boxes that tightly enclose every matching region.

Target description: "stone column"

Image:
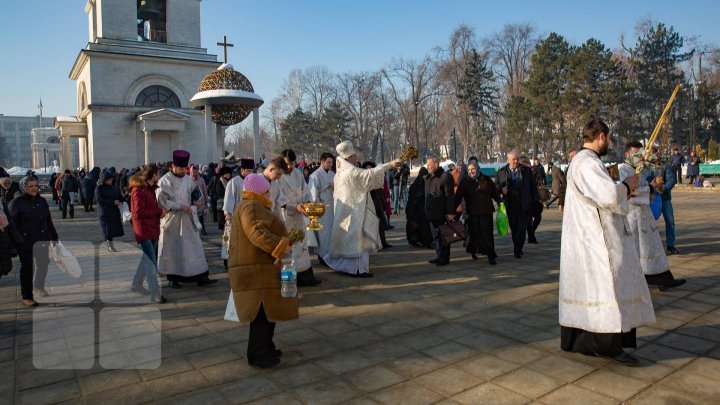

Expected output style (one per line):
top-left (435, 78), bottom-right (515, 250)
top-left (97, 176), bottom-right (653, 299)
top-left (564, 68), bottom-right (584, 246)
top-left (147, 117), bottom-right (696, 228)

top-left (253, 108), bottom-right (260, 165)
top-left (215, 123), bottom-right (224, 164)
top-left (144, 130), bottom-right (152, 164)
top-left (60, 134), bottom-right (72, 171)
top-left (78, 137), bottom-right (88, 169)
top-left (205, 105), bottom-right (214, 163)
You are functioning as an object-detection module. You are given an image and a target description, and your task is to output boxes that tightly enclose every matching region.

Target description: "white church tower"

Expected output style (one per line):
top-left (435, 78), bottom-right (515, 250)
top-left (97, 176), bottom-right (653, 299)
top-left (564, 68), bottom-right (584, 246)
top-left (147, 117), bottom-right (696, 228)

top-left (56, 0), bottom-right (220, 170)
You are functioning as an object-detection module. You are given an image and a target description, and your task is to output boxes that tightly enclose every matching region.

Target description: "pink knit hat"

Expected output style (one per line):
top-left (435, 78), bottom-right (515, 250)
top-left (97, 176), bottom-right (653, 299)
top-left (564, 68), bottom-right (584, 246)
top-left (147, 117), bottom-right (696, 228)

top-left (243, 173), bottom-right (270, 195)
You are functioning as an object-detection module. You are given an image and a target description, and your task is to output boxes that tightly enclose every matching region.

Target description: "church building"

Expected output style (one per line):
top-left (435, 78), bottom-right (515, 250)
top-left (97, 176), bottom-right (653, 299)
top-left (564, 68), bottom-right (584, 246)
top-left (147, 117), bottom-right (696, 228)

top-left (56, 0), bottom-right (221, 170)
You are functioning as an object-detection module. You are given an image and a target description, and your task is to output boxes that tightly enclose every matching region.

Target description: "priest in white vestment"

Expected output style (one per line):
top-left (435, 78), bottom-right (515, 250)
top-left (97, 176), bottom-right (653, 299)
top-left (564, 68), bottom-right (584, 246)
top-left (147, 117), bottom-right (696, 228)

top-left (559, 119), bottom-right (655, 366)
top-left (223, 158), bottom-right (256, 221)
top-left (308, 152), bottom-right (335, 263)
top-left (269, 150), bottom-right (321, 286)
top-left (157, 150), bottom-right (215, 289)
top-left (324, 141), bottom-right (401, 277)
top-left (619, 141), bottom-right (686, 291)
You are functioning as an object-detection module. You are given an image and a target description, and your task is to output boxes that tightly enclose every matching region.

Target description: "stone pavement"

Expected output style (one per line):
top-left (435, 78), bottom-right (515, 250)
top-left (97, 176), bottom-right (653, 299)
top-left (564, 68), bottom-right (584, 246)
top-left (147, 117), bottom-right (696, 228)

top-left (1, 191), bottom-right (719, 404)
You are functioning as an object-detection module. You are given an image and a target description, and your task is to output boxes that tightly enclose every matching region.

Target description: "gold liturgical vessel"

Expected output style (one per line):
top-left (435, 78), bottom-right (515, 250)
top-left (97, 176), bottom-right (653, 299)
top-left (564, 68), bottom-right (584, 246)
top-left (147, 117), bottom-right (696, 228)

top-left (302, 203), bottom-right (327, 230)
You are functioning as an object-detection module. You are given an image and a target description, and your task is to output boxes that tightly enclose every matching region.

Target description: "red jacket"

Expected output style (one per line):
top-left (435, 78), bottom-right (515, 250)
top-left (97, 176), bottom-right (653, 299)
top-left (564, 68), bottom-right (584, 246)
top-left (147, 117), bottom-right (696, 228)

top-left (129, 176), bottom-right (163, 242)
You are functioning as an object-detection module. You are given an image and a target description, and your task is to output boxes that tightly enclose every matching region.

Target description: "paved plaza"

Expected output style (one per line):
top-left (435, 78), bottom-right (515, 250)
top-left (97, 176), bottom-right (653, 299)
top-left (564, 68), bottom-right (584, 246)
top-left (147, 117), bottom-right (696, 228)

top-left (1, 190), bottom-right (719, 404)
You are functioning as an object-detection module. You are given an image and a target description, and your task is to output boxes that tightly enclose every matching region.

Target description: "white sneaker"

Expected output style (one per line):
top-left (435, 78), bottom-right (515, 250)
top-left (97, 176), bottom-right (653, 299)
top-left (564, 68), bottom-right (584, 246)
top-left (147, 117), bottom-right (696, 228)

top-left (34, 288), bottom-right (49, 297)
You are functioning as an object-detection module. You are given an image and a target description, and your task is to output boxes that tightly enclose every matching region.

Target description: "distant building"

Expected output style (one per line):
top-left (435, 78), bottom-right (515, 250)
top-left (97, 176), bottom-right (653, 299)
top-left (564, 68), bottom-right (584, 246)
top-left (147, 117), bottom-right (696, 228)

top-left (0, 115), bottom-right (54, 167)
top-left (32, 128), bottom-right (80, 169)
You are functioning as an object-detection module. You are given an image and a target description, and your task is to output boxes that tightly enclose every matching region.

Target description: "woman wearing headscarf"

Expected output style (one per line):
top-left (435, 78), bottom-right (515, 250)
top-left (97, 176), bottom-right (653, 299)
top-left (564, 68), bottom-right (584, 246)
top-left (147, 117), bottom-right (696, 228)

top-left (455, 163), bottom-right (500, 265)
top-left (405, 167), bottom-right (433, 248)
top-left (228, 173), bottom-right (297, 369)
top-left (8, 177), bottom-right (58, 306)
top-left (95, 171), bottom-right (125, 252)
top-left (0, 198), bottom-right (21, 279)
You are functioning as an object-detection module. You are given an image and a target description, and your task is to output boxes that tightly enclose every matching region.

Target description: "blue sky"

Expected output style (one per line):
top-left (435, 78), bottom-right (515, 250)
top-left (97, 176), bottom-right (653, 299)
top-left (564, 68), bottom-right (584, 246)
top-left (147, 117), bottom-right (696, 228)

top-left (1, 0), bottom-right (718, 118)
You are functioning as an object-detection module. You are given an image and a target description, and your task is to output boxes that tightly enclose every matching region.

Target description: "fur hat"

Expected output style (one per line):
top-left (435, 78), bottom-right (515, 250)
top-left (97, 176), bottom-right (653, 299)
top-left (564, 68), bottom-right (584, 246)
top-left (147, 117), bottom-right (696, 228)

top-left (243, 173), bottom-right (270, 195)
top-left (240, 158), bottom-right (255, 170)
top-left (172, 150), bottom-right (190, 167)
top-left (219, 166), bottom-right (233, 177)
top-left (336, 141), bottom-right (357, 159)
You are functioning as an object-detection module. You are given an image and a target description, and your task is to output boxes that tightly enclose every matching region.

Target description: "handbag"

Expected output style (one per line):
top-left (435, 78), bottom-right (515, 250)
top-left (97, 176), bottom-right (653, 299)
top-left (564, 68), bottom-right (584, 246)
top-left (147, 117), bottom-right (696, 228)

top-left (438, 220), bottom-right (465, 246)
top-left (119, 202), bottom-right (132, 223)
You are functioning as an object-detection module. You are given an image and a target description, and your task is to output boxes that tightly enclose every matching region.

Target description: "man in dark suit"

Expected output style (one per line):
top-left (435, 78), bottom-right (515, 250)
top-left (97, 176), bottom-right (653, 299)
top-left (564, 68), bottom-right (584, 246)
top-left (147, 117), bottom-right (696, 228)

top-left (496, 152), bottom-right (539, 258)
top-left (425, 157), bottom-right (455, 266)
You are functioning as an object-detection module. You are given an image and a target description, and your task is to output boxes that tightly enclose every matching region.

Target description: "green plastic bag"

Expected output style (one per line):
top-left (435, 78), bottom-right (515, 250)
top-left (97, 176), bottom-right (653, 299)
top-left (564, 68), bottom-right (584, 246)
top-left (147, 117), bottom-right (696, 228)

top-left (496, 202), bottom-right (508, 236)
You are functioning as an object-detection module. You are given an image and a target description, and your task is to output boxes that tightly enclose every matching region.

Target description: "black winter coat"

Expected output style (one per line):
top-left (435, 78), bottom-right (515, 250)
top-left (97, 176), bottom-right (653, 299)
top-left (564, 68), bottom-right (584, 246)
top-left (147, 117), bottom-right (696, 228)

top-left (95, 173), bottom-right (125, 239)
top-left (424, 167), bottom-right (455, 222)
top-left (61, 175), bottom-right (80, 197)
top-left (1, 202), bottom-right (21, 274)
top-left (495, 164), bottom-right (539, 212)
top-left (0, 181), bottom-right (20, 206)
top-left (455, 174), bottom-right (499, 216)
top-left (8, 194), bottom-right (58, 250)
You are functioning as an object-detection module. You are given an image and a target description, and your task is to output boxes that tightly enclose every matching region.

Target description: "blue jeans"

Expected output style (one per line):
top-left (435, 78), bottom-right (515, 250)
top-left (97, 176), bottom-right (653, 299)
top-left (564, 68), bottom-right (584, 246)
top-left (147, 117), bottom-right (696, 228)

top-left (392, 185), bottom-right (400, 213)
top-left (661, 199), bottom-right (675, 248)
top-left (133, 240), bottom-right (161, 299)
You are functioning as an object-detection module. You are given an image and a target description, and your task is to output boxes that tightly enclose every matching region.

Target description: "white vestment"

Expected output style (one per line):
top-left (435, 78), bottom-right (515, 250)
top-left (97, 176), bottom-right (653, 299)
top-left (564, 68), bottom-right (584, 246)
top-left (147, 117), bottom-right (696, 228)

top-left (271, 168), bottom-right (312, 271)
top-left (559, 149), bottom-right (655, 333)
top-left (308, 168), bottom-right (335, 257)
top-left (156, 173), bottom-right (209, 277)
top-left (324, 158), bottom-right (388, 275)
top-left (618, 163), bottom-right (670, 276)
top-left (223, 175), bottom-right (245, 217)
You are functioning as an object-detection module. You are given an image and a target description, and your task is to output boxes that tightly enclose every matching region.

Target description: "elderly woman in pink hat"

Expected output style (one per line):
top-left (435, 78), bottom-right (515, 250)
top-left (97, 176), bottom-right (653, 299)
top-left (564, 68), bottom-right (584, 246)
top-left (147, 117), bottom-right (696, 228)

top-left (227, 173), bottom-right (297, 369)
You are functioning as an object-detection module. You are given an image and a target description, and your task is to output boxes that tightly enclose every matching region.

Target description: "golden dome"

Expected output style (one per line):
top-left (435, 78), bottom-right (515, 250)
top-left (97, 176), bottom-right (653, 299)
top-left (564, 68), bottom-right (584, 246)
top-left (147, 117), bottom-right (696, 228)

top-left (195, 64), bottom-right (257, 126)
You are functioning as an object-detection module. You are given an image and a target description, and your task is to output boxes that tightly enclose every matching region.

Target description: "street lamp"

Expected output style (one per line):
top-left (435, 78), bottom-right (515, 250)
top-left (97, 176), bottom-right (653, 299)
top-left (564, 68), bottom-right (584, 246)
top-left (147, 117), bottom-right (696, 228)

top-left (43, 148), bottom-right (47, 173)
top-left (414, 100), bottom-right (420, 150)
top-left (450, 128), bottom-right (457, 162)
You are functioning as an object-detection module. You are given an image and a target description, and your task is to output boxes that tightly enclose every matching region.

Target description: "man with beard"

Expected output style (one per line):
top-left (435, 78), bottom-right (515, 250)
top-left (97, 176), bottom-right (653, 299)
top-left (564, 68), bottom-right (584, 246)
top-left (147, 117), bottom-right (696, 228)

top-left (156, 150), bottom-right (216, 289)
top-left (270, 150), bottom-right (321, 286)
top-left (619, 141), bottom-right (686, 291)
top-left (223, 158), bottom-right (257, 223)
top-left (324, 141), bottom-right (401, 277)
top-left (559, 119), bottom-right (654, 366)
top-left (307, 152), bottom-right (335, 265)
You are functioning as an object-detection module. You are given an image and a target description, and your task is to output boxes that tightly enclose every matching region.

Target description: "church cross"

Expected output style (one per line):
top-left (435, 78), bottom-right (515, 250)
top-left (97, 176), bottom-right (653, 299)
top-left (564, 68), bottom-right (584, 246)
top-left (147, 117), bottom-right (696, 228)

top-left (217, 35), bottom-right (234, 64)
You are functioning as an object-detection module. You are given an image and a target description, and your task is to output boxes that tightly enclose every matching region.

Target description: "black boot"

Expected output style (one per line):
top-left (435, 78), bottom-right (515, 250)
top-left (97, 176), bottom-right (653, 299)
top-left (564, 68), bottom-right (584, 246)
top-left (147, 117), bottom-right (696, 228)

top-left (297, 267), bottom-right (321, 287)
top-left (107, 240), bottom-right (118, 252)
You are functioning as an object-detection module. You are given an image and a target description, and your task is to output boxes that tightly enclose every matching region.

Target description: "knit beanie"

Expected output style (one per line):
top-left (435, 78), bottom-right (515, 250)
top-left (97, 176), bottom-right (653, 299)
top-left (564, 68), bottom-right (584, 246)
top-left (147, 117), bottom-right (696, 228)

top-left (243, 173), bottom-right (270, 195)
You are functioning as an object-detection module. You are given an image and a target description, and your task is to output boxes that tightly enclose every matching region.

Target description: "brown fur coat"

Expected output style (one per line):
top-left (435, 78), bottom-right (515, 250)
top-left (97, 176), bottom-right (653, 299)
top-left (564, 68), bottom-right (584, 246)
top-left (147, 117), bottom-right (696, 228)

top-left (228, 191), bottom-right (298, 323)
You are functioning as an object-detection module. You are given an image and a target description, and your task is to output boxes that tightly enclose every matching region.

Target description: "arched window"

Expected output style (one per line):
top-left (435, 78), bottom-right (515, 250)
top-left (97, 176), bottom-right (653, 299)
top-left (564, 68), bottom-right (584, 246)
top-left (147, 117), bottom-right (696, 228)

top-left (135, 85), bottom-right (181, 108)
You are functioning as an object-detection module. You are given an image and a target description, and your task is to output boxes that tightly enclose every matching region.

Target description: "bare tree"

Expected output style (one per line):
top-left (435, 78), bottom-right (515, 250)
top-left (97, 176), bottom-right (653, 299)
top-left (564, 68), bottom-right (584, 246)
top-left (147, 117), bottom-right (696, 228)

top-left (435, 24), bottom-right (478, 160)
top-left (278, 69), bottom-right (304, 114)
top-left (301, 65), bottom-right (336, 118)
top-left (484, 22), bottom-right (539, 99)
top-left (336, 72), bottom-right (378, 155)
top-left (381, 56), bottom-right (441, 156)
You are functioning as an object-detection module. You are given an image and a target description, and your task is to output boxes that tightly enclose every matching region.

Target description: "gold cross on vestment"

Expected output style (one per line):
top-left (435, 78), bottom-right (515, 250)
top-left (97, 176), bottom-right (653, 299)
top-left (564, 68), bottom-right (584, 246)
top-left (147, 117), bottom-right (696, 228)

top-left (217, 35), bottom-right (234, 64)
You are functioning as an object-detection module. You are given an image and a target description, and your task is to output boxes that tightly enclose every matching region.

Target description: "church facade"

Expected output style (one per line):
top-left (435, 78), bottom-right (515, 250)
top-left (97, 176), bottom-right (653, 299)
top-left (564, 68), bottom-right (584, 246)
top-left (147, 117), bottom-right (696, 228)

top-left (56, 0), bottom-right (221, 170)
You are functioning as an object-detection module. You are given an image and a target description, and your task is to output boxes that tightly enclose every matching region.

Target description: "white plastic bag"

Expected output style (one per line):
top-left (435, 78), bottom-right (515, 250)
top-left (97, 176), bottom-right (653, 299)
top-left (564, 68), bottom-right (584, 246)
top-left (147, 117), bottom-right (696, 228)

top-left (52, 242), bottom-right (82, 278)
top-left (69, 192), bottom-right (79, 205)
top-left (119, 202), bottom-right (132, 223)
top-left (224, 291), bottom-right (239, 322)
top-left (221, 220), bottom-right (231, 259)
top-left (191, 206), bottom-right (202, 231)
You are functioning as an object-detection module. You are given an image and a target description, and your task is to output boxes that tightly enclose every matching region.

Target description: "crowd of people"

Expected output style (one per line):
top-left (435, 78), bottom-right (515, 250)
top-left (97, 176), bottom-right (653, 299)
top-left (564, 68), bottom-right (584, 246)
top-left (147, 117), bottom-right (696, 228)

top-left (0, 121), bottom-right (694, 368)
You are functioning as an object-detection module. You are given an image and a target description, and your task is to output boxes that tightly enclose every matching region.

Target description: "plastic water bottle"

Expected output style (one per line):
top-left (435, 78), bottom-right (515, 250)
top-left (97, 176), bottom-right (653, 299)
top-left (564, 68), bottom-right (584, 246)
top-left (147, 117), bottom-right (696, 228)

top-left (280, 254), bottom-right (297, 298)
